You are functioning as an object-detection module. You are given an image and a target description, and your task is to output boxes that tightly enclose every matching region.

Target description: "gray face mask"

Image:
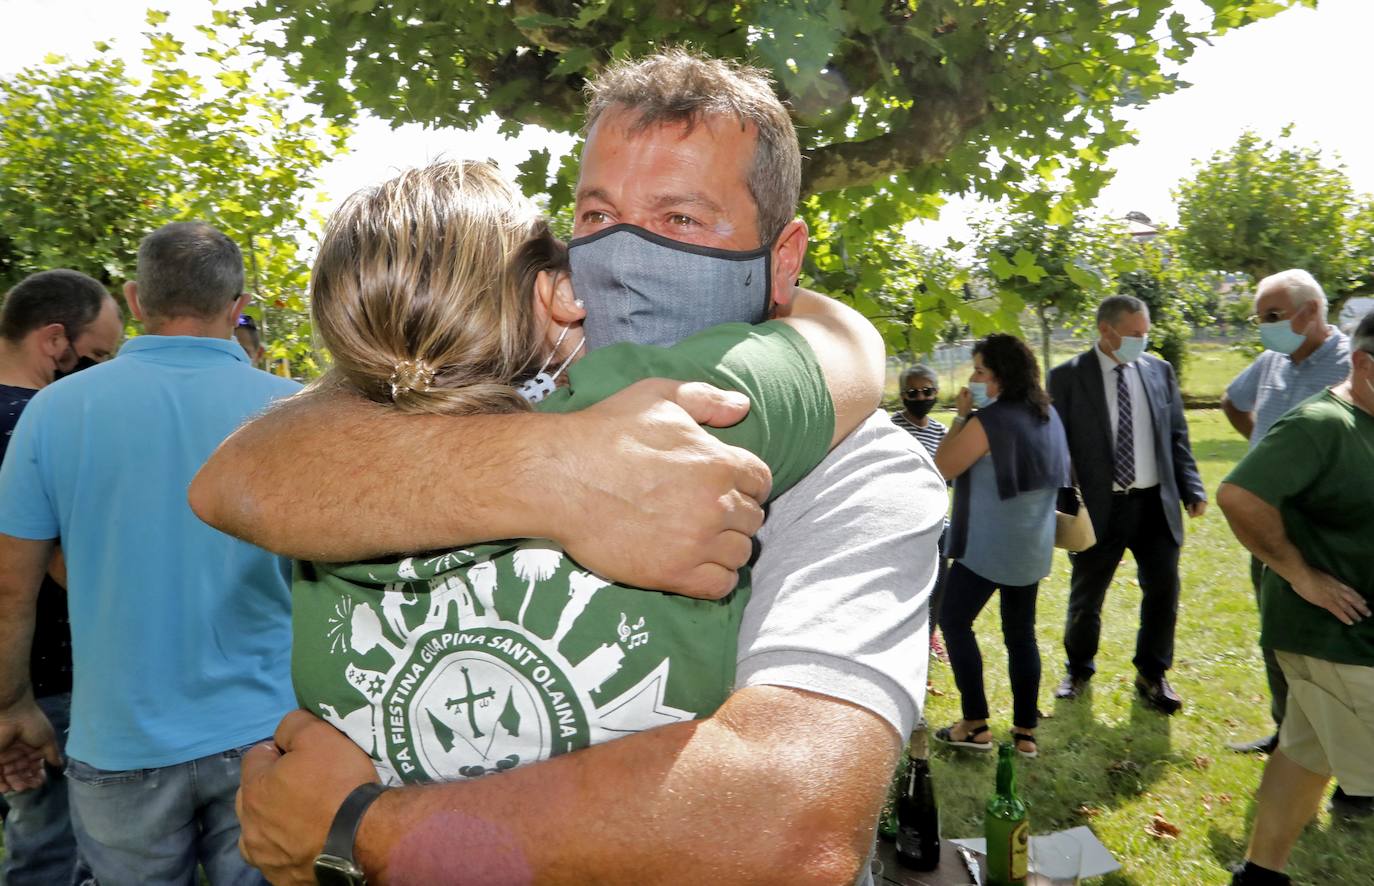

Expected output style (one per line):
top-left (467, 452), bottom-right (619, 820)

top-left (568, 224), bottom-right (773, 350)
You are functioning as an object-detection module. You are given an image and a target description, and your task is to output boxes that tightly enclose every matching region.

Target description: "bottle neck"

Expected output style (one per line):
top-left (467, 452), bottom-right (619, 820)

top-left (996, 756), bottom-right (1016, 798)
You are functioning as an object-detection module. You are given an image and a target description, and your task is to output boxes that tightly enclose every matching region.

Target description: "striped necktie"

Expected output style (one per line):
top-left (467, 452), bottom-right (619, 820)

top-left (1114, 364), bottom-right (1135, 489)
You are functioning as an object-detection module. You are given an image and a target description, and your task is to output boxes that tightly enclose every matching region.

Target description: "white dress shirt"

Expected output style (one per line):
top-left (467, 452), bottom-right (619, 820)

top-left (1094, 343), bottom-right (1159, 491)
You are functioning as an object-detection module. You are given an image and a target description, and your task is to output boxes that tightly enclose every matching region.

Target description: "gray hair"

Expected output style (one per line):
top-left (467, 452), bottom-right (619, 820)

top-left (1097, 294), bottom-right (1150, 327)
top-left (583, 49), bottom-right (801, 246)
top-left (1354, 309), bottom-right (1374, 355)
top-left (1257, 268), bottom-right (1326, 312)
top-left (136, 222), bottom-right (243, 321)
top-left (901, 364), bottom-right (938, 388)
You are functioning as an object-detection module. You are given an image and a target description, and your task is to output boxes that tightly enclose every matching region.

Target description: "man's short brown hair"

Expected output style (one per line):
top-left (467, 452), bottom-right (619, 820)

top-left (583, 49), bottom-right (801, 246)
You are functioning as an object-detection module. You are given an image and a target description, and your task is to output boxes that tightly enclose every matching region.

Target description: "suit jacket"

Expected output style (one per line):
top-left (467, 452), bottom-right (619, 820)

top-left (1048, 348), bottom-right (1206, 547)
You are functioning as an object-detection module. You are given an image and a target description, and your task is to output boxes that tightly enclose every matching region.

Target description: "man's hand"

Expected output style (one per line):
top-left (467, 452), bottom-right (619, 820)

top-left (0, 695), bottom-right (60, 792)
top-left (551, 379), bottom-right (772, 600)
top-left (237, 710), bottom-right (379, 886)
top-left (1186, 500), bottom-right (1208, 518)
top-left (1291, 569), bottom-right (1372, 626)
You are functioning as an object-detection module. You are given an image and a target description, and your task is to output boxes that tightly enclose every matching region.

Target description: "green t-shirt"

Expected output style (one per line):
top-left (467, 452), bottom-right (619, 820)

top-left (1223, 390), bottom-right (1374, 666)
top-left (292, 321), bottom-right (834, 784)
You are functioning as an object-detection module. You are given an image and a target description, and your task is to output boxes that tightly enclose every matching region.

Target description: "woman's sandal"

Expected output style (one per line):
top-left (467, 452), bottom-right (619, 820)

top-left (1011, 730), bottom-right (1039, 759)
top-left (934, 722), bottom-right (993, 751)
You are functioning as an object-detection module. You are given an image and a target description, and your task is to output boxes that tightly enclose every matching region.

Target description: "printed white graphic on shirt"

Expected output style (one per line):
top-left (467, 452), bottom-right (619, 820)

top-left (319, 540), bottom-right (693, 785)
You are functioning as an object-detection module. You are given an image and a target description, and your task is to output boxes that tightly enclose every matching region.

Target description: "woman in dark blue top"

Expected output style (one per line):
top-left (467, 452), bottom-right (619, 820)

top-left (932, 334), bottom-right (1070, 758)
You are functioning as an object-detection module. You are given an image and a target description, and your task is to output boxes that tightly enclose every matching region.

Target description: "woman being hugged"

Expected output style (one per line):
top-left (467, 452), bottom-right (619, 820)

top-left (932, 333), bottom-right (1070, 758)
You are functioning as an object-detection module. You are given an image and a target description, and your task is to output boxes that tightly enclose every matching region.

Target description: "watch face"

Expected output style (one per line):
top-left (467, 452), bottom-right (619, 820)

top-left (314, 854), bottom-right (366, 886)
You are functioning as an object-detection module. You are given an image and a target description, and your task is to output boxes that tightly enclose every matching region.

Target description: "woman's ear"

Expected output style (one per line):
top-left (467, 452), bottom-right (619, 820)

top-left (547, 272), bottom-right (584, 325)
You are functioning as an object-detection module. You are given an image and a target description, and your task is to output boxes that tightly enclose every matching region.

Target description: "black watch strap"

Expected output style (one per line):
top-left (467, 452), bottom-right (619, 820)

top-left (320, 782), bottom-right (388, 874)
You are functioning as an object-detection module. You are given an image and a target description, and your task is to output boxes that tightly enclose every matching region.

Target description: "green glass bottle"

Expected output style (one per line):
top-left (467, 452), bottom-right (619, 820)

top-left (984, 743), bottom-right (1028, 886)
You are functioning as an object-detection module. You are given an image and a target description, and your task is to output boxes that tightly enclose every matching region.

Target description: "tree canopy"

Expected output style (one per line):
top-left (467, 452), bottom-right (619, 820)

top-left (0, 12), bottom-right (347, 373)
top-left (240, 0), bottom-right (1309, 351)
top-left (1174, 127), bottom-right (1374, 315)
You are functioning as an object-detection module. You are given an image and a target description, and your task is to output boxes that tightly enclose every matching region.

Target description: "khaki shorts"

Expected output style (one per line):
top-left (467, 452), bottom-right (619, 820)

top-left (1275, 650), bottom-right (1374, 795)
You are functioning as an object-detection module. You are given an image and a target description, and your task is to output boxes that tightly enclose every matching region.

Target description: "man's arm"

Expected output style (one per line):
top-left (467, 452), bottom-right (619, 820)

top-left (0, 533), bottom-right (62, 792)
top-left (1217, 483), bottom-right (1369, 625)
top-left (240, 689), bottom-right (896, 886)
top-left (1221, 393), bottom-right (1255, 441)
top-left (191, 379), bottom-right (772, 600)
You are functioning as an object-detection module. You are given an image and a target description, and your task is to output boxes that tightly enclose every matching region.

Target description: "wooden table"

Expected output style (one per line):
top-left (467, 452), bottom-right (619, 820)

top-left (872, 839), bottom-right (983, 886)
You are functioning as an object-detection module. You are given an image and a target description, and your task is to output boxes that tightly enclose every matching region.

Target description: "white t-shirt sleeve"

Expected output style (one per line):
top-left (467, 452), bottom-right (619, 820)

top-left (736, 410), bottom-right (946, 739)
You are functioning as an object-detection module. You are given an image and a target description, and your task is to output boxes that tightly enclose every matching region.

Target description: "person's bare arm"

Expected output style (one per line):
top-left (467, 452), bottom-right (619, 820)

top-left (933, 388), bottom-right (988, 480)
top-left (0, 534), bottom-right (62, 792)
top-left (1217, 482), bottom-right (1370, 625)
top-left (239, 688), bottom-right (897, 886)
top-left (47, 548), bottom-right (66, 589)
top-left (777, 288), bottom-right (885, 447)
top-left (191, 379), bottom-right (771, 600)
top-left (1221, 393), bottom-right (1255, 440)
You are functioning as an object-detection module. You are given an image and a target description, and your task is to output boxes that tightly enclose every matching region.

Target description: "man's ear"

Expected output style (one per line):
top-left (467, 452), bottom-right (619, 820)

top-left (227, 293), bottom-right (252, 330)
top-left (35, 322), bottom-right (68, 359)
top-left (124, 282), bottom-right (144, 323)
top-left (768, 219), bottom-right (808, 308)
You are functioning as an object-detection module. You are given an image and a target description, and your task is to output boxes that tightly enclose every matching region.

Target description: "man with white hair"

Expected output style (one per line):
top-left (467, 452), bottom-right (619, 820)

top-left (1222, 271), bottom-right (1354, 798)
top-left (1218, 308), bottom-right (1374, 884)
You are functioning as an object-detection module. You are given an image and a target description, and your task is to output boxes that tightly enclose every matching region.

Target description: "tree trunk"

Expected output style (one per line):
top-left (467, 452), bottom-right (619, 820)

top-left (1039, 304), bottom-right (1052, 380)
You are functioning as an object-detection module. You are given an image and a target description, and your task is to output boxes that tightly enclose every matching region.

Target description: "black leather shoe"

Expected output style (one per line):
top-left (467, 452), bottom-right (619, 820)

top-left (1054, 674), bottom-right (1090, 700)
top-left (1227, 733), bottom-right (1278, 754)
top-left (1135, 673), bottom-right (1183, 714)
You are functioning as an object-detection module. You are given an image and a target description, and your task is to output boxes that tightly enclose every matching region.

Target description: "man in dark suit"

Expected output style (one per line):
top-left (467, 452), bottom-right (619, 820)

top-left (1049, 295), bottom-right (1207, 714)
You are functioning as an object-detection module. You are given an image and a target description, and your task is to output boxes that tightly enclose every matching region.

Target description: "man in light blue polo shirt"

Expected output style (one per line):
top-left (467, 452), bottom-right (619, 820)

top-left (1221, 270), bottom-right (1353, 770)
top-left (0, 222), bottom-right (300, 885)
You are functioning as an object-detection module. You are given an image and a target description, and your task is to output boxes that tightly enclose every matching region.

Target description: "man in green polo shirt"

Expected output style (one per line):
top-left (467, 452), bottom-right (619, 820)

top-left (1218, 309), bottom-right (1374, 886)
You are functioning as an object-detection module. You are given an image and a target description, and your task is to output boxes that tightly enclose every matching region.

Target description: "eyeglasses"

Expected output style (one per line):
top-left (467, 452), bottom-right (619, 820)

top-left (1249, 310), bottom-right (1290, 326)
top-left (904, 387), bottom-right (938, 397)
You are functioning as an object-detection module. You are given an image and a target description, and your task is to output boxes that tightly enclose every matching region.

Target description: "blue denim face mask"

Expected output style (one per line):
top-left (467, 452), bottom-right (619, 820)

top-left (568, 224), bottom-right (773, 350)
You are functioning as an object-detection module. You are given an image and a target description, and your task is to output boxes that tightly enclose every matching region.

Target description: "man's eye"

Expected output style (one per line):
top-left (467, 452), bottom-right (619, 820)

top-left (667, 213), bottom-right (696, 227)
top-left (581, 210), bottom-right (609, 225)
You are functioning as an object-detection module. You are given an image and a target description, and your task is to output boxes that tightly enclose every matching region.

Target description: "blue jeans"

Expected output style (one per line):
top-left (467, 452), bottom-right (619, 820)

top-left (2, 692), bottom-right (88, 886)
top-left (65, 742), bottom-right (269, 886)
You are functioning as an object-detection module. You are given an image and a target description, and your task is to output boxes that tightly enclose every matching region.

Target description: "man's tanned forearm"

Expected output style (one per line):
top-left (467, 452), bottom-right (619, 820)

top-left (1221, 395), bottom-right (1255, 441)
top-left (0, 535), bottom-right (52, 706)
top-left (191, 386), bottom-right (559, 561)
top-left (356, 687), bottom-right (897, 886)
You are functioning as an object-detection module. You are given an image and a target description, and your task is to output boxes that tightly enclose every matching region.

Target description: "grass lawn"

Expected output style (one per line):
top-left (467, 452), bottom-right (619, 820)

top-left (921, 408), bottom-right (1372, 885)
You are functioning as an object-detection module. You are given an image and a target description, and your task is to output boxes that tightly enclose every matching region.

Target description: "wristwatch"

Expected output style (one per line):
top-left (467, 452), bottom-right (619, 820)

top-left (314, 782), bottom-right (388, 886)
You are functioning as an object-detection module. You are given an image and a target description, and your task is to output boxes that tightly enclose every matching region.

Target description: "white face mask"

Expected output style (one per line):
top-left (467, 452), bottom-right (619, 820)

top-left (1114, 334), bottom-right (1148, 363)
top-left (517, 324), bottom-right (585, 404)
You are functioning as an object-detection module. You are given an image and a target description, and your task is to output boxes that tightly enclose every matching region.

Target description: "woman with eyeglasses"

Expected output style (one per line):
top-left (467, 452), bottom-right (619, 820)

top-left (931, 333), bottom-right (1070, 758)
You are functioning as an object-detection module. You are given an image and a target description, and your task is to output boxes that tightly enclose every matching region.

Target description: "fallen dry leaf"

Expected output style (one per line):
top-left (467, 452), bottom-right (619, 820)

top-left (1146, 812), bottom-right (1182, 840)
top-left (1076, 805), bottom-right (1101, 819)
top-left (1193, 755), bottom-right (1213, 770)
top-left (1108, 759), bottom-right (1141, 775)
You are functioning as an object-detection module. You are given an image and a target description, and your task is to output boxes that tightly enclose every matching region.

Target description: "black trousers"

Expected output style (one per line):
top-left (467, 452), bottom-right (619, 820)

top-left (940, 561), bottom-right (1041, 729)
top-left (1063, 486), bottom-right (1180, 681)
